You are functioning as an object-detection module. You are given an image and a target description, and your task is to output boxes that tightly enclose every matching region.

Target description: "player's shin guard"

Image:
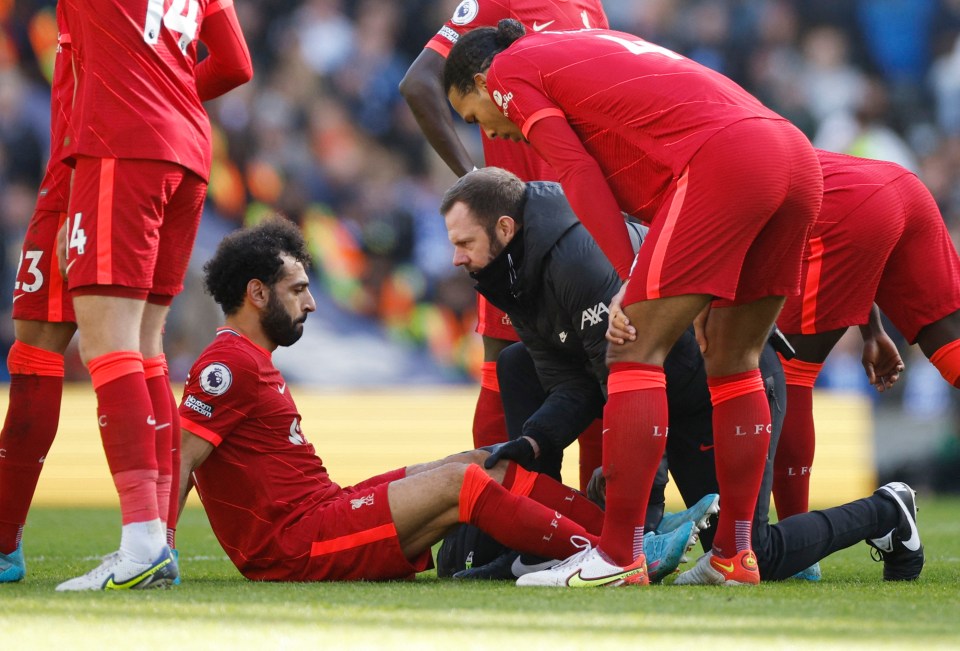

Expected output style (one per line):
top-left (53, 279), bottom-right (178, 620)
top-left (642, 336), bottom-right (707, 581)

top-left (709, 370), bottom-right (770, 558)
top-left (773, 357), bottom-right (822, 519)
top-left (502, 463), bottom-right (604, 535)
top-left (930, 339), bottom-right (960, 388)
top-left (599, 364), bottom-right (669, 566)
top-left (472, 362), bottom-right (508, 448)
top-left (459, 464), bottom-right (598, 560)
top-left (0, 342), bottom-right (65, 553)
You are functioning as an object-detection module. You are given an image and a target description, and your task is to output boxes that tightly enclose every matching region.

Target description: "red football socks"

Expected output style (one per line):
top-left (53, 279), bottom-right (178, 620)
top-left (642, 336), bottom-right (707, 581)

top-left (167, 379), bottom-right (182, 548)
top-left (930, 339), bottom-right (960, 388)
top-left (502, 463), bottom-right (604, 535)
top-left (0, 342), bottom-right (65, 553)
top-left (472, 362), bottom-right (508, 448)
top-left (578, 418), bottom-right (603, 493)
top-left (88, 351), bottom-right (159, 525)
top-left (459, 464), bottom-right (598, 560)
top-left (773, 356), bottom-right (822, 519)
top-left (709, 370), bottom-right (770, 556)
top-left (599, 363), bottom-right (669, 566)
top-left (144, 355), bottom-right (173, 528)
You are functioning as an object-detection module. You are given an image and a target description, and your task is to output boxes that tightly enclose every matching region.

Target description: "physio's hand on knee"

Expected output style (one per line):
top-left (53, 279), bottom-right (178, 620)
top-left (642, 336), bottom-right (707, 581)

top-left (483, 436), bottom-right (539, 469)
top-left (606, 282), bottom-right (636, 345)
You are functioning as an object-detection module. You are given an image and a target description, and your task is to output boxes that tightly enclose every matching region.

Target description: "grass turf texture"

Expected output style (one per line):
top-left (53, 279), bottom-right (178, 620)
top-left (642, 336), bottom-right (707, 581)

top-left (2, 500), bottom-right (959, 650)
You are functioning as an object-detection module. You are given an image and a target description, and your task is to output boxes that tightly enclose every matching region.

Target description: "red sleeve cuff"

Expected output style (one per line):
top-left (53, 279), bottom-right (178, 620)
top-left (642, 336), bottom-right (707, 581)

top-left (521, 107), bottom-right (566, 139)
top-left (425, 40), bottom-right (451, 58)
top-left (181, 417), bottom-right (223, 446)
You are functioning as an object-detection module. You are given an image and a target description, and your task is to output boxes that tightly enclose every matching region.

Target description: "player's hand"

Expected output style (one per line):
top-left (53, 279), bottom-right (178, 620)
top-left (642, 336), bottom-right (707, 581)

top-left (605, 281), bottom-right (635, 345)
top-left (862, 332), bottom-right (904, 392)
top-left (483, 436), bottom-right (539, 469)
top-left (693, 303), bottom-right (712, 354)
top-left (586, 466), bottom-right (605, 508)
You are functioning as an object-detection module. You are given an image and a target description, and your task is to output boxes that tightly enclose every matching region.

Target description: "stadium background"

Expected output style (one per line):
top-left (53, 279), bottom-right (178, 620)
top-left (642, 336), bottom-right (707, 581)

top-left (0, 0), bottom-right (958, 506)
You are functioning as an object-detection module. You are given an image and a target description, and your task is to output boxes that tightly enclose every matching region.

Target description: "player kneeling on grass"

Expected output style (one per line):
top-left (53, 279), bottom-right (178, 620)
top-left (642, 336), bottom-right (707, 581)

top-left (174, 217), bottom-right (611, 582)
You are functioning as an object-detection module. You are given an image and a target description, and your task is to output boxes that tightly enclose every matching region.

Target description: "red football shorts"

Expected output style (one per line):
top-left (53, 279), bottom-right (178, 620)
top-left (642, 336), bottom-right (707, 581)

top-left (778, 172), bottom-right (960, 343)
top-left (476, 293), bottom-right (520, 342)
top-left (624, 119), bottom-right (823, 308)
top-left (12, 208), bottom-right (75, 323)
top-left (281, 468), bottom-right (432, 581)
top-left (65, 156), bottom-right (206, 299)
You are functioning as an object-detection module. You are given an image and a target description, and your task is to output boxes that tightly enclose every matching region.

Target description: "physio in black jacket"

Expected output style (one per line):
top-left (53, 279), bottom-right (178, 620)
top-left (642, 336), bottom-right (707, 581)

top-left (441, 167), bottom-right (923, 583)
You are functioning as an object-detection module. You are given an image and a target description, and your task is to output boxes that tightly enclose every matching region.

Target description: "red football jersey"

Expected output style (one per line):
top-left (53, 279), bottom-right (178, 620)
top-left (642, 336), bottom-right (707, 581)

top-left (485, 29), bottom-right (786, 274)
top-left (426, 0), bottom-right (608, 182)
top-left (180, 328), bottom-right (341, 568)
top-left (35, 3), bottom-right (74, 213)
top-left (62, 0), bottom-right (230, 180)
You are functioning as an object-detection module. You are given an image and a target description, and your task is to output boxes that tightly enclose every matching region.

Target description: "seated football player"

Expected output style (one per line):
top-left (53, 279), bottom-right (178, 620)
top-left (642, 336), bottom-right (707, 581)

top-left (176, 217), bottom-right (610, 582)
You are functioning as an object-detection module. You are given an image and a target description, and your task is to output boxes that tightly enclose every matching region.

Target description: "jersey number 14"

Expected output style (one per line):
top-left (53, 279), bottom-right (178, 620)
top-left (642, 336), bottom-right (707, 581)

top-left (143, 0), bottom-right (200, 54)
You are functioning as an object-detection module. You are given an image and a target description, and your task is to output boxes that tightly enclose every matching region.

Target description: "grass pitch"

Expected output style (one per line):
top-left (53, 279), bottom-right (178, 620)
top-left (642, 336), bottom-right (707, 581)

top-left (2, 499), bottom-right (959, 650)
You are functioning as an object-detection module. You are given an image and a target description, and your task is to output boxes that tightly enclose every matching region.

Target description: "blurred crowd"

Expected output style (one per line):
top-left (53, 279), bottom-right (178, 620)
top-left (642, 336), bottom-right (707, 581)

top-left (1, 0), bottom-right (960, 430)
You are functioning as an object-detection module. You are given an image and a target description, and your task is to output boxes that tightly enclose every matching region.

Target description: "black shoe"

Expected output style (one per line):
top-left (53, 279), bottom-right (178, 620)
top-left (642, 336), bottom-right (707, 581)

top-left (867, 482), bottom-right (924, 581)
top-left (452, 551), bottom-right (520, 580)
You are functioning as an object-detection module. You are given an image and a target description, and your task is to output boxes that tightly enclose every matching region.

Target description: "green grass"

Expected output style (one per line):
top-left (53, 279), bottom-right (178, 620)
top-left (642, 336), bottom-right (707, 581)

top-left (2, 499), bottom-right (960, 650)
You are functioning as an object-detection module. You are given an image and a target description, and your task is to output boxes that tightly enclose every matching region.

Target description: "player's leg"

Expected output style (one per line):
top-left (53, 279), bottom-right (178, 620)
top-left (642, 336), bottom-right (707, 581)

top-left (698, 296), bottom-right (784, 578)
top-left (917, 310), bottom-right (960, 387)
top-left (387, 462), bottom-right (597, 561)
top-left (0, 320), bottom-right (75, 582)
top-left (602, 292), bottom-right (710, 563)
top-left (0, 204), bottom-right (78, 581)
top-left (140, 302), bottom-right (174, 535)
top-left (473, 296), bottom-right (517, 448)
top-left (756, 482), bottom-right (922, 582)
top-left (56, 158), bottom-right (176, 591)
top-left (772, 329), bottom-right (845, 520)
top-left (406, 449), bottom-right (604, 533)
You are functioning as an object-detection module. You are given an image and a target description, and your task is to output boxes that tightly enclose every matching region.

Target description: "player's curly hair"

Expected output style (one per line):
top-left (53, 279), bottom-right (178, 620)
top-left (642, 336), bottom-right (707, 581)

top-left (203, 216), bottom-right (311, 316)
top-left (444, 18), bottom-right (525, 96)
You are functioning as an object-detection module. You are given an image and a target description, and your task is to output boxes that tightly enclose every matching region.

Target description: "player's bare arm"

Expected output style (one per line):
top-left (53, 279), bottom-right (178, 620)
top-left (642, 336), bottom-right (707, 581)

top-left (177, 429), bottom-right (214, 516)
top-left (400, 48), bottom-right (476, 177)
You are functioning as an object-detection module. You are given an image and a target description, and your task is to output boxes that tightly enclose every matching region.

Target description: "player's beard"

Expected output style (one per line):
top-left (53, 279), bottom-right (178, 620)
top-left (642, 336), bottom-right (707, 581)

top-left (261, 293), bottom-right (306, 347)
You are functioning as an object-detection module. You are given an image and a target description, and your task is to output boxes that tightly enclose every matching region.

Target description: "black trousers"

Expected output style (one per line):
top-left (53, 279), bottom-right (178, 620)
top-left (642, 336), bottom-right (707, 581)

top-left (497, 342), bottom-right (899, 580)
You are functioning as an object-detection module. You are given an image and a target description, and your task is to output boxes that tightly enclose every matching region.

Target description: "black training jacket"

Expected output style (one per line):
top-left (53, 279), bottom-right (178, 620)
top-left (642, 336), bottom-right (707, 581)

top-left (470, 182), bottom-right (708, 454)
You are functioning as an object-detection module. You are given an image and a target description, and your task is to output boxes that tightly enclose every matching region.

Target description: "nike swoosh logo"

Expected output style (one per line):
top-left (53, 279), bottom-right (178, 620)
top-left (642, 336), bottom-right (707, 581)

top-left (699, 443), bottom-right (714, 452)
top-left (511, 556), bottom-right (557, 576)
top-left (712, 560), bottom-right (735, 573)
top-left (147, 416), bottom-right (157, 426)
top-left (566, 565), bottom-right (644, 587)
top-left (278, 383), bottom-right (286, 394)
top-left (884, 487), bottom-right (921, 552)
top-left (103, 556), bottom-right (173, 590)
top-left (532, 20), bottom-right (554, 32)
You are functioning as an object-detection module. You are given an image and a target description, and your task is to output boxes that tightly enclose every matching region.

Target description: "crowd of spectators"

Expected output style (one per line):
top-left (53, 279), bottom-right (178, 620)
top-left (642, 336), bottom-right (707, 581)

top-left (2, 1), bottom-right (960, 427)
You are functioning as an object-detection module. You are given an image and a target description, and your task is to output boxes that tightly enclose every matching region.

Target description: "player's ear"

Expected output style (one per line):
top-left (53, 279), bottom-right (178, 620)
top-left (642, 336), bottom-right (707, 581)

top-left (473, 72), bottom-right (488, 93)
top-left (247, 278), bottom-right (269, 309)
top-left (497, 215), bottom-right (516, 240)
